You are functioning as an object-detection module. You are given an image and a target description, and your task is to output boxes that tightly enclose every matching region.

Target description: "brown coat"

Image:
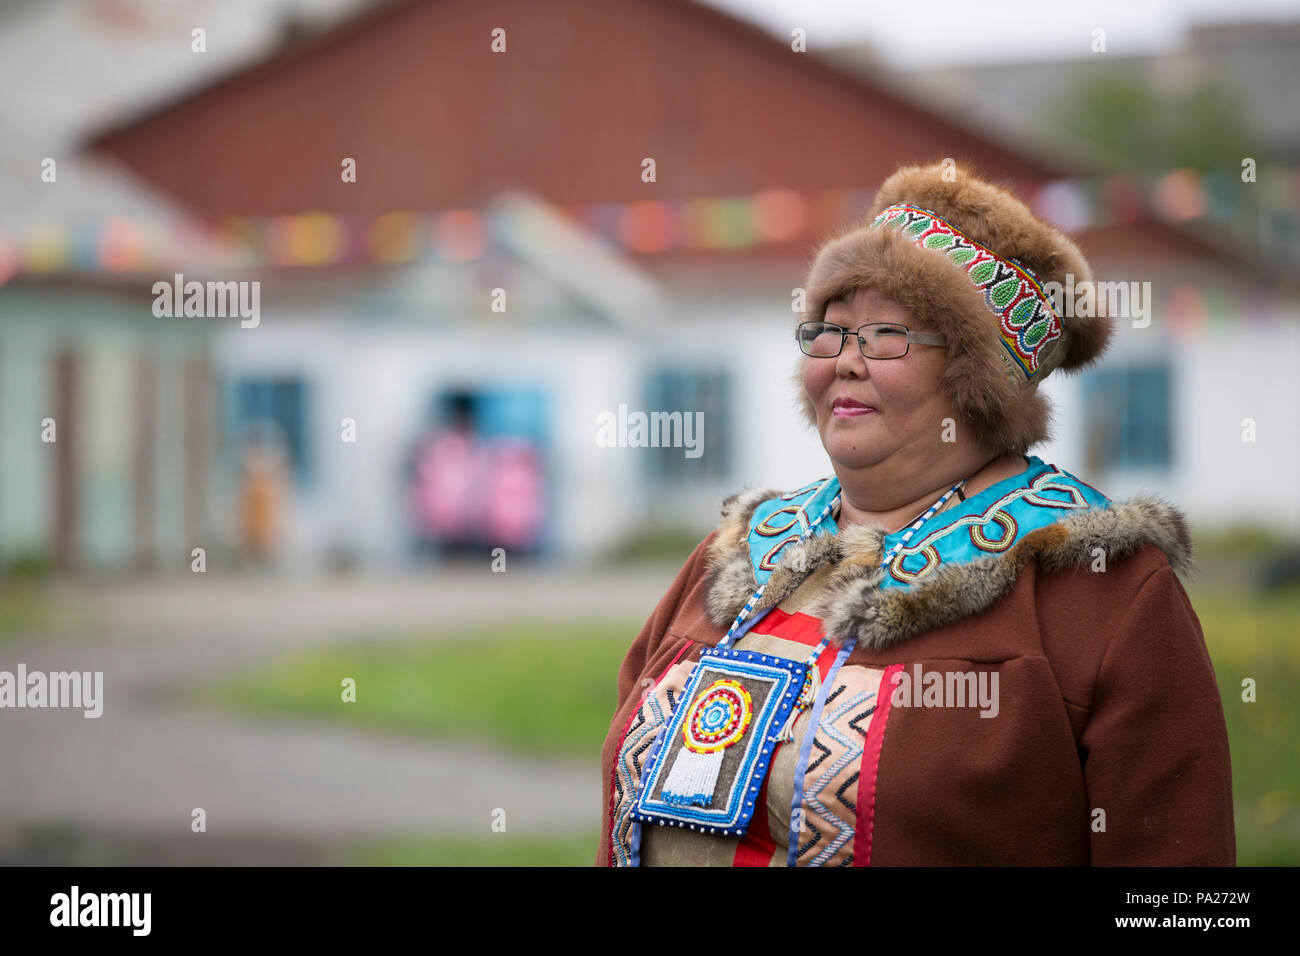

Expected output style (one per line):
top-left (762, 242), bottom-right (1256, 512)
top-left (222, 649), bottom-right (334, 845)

top-left (598, 487), bottom-right (1236, 866)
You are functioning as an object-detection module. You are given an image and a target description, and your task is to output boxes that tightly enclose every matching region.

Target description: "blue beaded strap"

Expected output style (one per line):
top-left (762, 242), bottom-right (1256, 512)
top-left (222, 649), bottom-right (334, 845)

top-left (717, 490), bottom-right (841, 669)
top-left (878, 479), bottom-right (970, 568)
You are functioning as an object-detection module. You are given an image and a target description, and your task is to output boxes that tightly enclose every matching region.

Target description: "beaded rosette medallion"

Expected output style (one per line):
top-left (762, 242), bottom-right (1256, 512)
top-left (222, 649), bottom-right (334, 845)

top-left (629, 645), bottom-right (807, 836)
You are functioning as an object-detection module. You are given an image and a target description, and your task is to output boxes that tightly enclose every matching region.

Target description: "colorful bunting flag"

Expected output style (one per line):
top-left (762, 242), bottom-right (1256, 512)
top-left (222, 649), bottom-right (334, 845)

top-left (0, 167), bottom-right (1296, 316)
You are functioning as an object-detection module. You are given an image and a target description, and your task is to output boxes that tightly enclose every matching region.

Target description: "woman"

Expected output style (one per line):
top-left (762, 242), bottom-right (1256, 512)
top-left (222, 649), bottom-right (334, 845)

top-left (598, 162), bottom-right (1235, 867)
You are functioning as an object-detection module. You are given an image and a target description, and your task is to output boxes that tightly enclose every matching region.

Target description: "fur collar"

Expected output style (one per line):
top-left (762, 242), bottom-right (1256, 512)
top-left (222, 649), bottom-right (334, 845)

top-left (702, 484), bottom-right (1194, 652)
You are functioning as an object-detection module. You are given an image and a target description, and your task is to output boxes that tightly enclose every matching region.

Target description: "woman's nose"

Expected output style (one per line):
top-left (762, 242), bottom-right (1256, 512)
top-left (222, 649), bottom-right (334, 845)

top-left (835, 334), bottom-right (869, 374)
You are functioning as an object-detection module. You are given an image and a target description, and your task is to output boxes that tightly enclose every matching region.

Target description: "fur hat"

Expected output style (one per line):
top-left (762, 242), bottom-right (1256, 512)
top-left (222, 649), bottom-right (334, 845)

top-left (794, 161), bottom-right (1113, 454)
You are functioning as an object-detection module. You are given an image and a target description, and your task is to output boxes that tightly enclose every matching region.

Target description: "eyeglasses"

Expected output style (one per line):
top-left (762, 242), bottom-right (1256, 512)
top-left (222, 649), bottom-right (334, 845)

top-left (795, 321), bottom-right (948, 359)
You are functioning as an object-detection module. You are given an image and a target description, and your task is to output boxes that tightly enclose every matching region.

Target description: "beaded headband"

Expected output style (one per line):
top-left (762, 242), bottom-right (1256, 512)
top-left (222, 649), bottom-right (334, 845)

top-left (868, 202), bottom-right (1064, 385)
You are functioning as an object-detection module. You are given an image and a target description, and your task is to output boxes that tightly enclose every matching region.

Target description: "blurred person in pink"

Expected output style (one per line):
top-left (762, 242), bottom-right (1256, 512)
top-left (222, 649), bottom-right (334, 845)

top-left (483, 438), bottom-right (546, 555)
top-left (410, 392), bottom-right (492, 559)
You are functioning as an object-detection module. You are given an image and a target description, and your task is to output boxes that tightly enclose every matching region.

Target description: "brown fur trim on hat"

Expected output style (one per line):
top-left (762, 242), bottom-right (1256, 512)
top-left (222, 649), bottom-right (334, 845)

top-left (865, 162), bottom-right (1113, 371)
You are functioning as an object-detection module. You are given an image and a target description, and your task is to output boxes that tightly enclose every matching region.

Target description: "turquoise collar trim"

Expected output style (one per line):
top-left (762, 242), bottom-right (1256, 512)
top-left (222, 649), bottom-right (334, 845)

top-left (745, 455), bottom-right (1111, 590)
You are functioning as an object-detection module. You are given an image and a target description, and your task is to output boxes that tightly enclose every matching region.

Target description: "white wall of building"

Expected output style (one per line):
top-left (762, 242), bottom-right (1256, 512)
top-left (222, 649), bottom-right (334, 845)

top-left (216, 311), bottom-right (645, 567)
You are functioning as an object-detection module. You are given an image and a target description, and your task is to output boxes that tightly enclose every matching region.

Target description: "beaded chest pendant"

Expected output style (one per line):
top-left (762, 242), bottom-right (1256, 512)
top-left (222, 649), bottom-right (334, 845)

top-left (629, 474), bottom-right (967, 839)
top-left (633, 647), bottom-right (810, 834)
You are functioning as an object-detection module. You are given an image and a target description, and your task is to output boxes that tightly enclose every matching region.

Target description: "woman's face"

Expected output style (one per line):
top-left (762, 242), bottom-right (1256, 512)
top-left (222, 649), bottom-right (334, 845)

top-left (801, 287), bottom-right (955, 470)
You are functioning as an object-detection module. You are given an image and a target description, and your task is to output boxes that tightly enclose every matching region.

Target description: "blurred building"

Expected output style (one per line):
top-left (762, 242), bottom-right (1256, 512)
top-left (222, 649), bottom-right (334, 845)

top-left (208, 190), bottom-right (671, 566)
top-left (4, 0), bottom-right (1296, 575)
top-left (0, 152), bottom-right (224, 573)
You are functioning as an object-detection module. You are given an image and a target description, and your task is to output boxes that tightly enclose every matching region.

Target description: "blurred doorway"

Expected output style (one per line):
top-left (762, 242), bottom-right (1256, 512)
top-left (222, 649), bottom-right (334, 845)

top-left (407, 385), bottom-right (551, 562)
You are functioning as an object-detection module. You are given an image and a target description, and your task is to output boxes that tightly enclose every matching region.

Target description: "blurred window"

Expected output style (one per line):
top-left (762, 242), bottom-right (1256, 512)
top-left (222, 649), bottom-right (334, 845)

top-left (230, 378), bottom-right (311, 485)
top-left (1082, 363), bottom-right (1172, 470)
top-left (642, 367), bottom-right (731, 480)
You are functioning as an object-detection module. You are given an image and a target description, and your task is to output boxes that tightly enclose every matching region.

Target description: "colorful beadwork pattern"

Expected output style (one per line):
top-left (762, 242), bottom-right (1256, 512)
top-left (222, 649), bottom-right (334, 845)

top-left (630, 647), bottom-right (803, 835)
top-left (883, 462), bottom-right (1110, 584)
top-left (740, 456), bottom-right (1110, 592)
top-left (868, 202), bottom-right (1063, 380)
top-left (683, 679), bottom-right (752, 753)
top-left (748, 476), bottom-right (841, 580)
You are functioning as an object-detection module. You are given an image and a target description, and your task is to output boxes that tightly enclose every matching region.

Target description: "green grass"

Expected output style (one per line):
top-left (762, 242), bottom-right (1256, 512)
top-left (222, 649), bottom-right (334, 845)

top-left (1187, 582), bottom-right (1300, 865)
top-left (325, 829), bottom-right (600, 866)
top-left (0, 582), bottom-right (52, 647)
top-left (188, 617), bottom-right (640, 759)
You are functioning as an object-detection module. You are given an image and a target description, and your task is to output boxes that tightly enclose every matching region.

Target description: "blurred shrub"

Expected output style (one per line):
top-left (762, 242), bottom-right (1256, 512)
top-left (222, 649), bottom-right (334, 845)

top-left (604, 525), bottom-right (707, 564)
top-left (1191, 525), bottom-right (1296, 562)
top-left (1, 548), bottom-right (54, 580)
top-left (1041, 72), bottom-right (1265, 173)
top-left (0, 581), bottom-right (47, 644)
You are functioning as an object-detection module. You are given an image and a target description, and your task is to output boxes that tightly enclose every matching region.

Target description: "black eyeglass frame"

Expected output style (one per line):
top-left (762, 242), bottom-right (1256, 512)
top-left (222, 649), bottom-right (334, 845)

top-left (795, 321), bottom-right (949, 359)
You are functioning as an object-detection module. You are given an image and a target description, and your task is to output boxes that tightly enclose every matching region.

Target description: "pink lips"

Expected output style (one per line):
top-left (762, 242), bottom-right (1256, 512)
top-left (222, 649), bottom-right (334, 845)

top-left (832, 398), bottom-right (876, 417)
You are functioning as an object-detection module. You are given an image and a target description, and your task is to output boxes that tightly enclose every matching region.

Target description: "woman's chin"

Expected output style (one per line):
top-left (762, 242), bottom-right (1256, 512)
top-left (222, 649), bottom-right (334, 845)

top-left (823, 414), bottom-right (878, 437)
top-left (821, 429), bottom-right (888, 465)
